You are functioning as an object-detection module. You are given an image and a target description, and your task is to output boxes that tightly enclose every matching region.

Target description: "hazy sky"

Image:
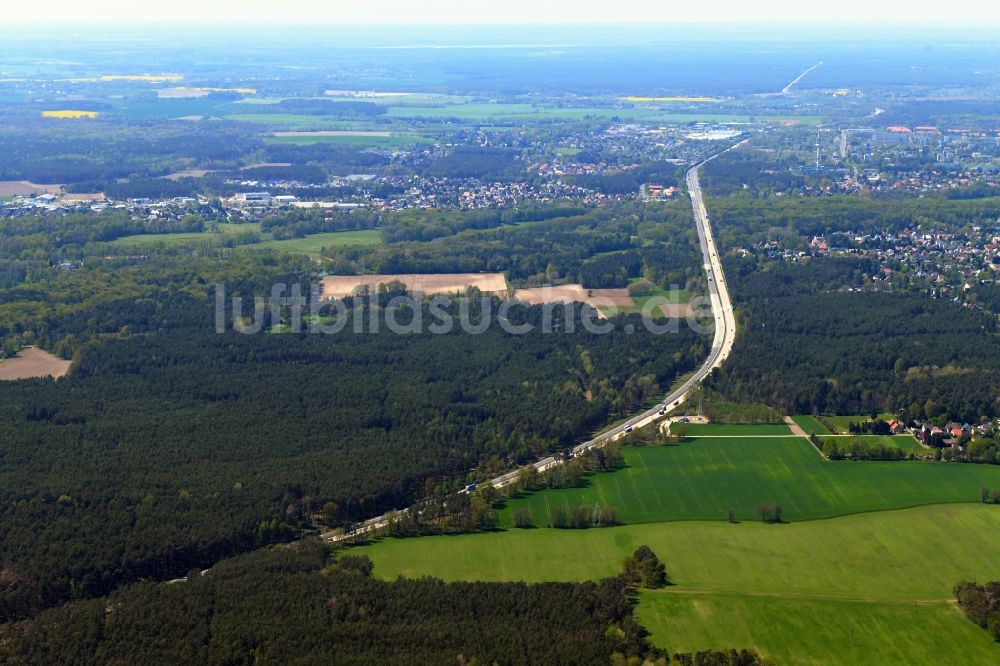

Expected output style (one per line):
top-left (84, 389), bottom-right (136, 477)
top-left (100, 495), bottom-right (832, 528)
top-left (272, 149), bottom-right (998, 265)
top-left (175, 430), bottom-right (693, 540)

top-left (8, 0), bottom-right (1000, 24)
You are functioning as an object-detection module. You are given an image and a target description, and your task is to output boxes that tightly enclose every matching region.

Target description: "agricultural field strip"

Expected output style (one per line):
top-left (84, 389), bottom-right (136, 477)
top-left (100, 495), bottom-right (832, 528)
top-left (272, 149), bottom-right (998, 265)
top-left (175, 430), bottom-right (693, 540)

top-left (496, 434), bottom-right (1000, 526)
top-left (636, 591), bottom-right (1000, 666)
top-left (353, 504), bottom-right (1000, 601)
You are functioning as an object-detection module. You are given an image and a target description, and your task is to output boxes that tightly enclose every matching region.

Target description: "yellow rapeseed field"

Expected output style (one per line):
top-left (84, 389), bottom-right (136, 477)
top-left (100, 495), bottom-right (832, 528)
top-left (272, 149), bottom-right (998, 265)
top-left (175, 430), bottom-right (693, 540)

top-left (41, 110), bottom-right (99, 119)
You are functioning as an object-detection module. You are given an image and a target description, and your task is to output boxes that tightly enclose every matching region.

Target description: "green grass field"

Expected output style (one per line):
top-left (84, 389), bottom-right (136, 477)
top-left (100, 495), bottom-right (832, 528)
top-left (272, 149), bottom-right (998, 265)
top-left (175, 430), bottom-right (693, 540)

top-left (821, 434), bottom-right (929, 456)
top-left (494, 436), bottom-right (1000, 526)
top-left (352, 504), bottom-right (1000, 598)
top-left (791, 415), bottom-right (832, 435)
top-left (352, 505), bottom-right (1000, 665)
top-left (601, 285), bottom-right (691, 317)
top-left (110, 225), bottom-right (380, 256)
top-left (637, 592), bottom-right (1000, 666)
top-left (348, 419), bottom-right (1000, 665)
top-left (251, 230), bottom-right (381, 254)
top-left (681, 423), bottom-right (792, 436)
top-left (108, 222), bottom-right (260, 247)
top-left (885, 435), bottom-right (930, 455)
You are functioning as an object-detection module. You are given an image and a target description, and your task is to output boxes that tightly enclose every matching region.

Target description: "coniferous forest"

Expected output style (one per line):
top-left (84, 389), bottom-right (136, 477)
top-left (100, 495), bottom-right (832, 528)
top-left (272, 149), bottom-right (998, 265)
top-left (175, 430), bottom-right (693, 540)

top-left (0, 541), bottom-right (765, 666)
top-left (0, 293), bottom-right (705, 621)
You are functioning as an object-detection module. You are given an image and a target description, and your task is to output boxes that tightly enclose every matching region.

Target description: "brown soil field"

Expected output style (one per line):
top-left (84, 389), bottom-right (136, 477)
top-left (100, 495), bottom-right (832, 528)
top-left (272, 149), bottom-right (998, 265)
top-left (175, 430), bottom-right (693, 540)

top-left (0, 347), bottom-right (72, 381)
top-left (515, 285), bottom-right (633, 308)
top-left (321, 273), bottom-right (508, 299)
top-left (0, 181), bottom-right (63, 196)
top-left (657, 303), bottom-right (695, 318)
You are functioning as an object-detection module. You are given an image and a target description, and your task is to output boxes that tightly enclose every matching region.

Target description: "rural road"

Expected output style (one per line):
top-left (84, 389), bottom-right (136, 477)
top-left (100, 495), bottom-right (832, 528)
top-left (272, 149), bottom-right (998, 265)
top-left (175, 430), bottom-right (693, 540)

top-left (325, 142), bottom-right (744, 544)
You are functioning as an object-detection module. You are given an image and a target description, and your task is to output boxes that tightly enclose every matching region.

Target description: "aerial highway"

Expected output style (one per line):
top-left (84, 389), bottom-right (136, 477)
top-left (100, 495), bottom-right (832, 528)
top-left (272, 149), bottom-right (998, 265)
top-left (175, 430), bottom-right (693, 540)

top-left (325, 142), bottom-right (745, 543)
top-left (781, 61), bottom-right (824, 95)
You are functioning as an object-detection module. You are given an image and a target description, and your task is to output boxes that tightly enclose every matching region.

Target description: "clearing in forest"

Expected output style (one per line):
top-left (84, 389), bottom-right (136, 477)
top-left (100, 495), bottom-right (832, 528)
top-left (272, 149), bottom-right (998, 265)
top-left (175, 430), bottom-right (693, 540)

top-left (321, 273), bottom-right (509, 299)
top-left (0, 347), bottom-right (71, 381)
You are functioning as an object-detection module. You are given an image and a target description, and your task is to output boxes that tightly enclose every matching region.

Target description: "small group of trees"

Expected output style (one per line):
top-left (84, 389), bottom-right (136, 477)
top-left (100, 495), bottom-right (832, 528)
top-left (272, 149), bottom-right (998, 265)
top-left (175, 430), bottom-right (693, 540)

top-left (704, 401), bottom-right (784, 425)
top-left (847, 419), bottom-right (893, 435)
top-left (621, 546), bottom-right (668, 589)
top-left (954, 581), bottom-right (1000, 641)
top-left (512, 508), bottom-right (534, 528)
top-left (549, 504), bottom-right (619, 529)
top-left (820, 438), bottom-right (906, 461)
top-left (378, 493), bottom-right (498, 539)
top-left (755, 502), bottom-right (783, 523)
top-left (626, 423), bottom-right (687, 446)
top-left (511, 444), bottom-right (625, 495)
top-left (980, 487), bottom-right (1000, 504)
top-left (924, 439), bottom-right (1000, 465)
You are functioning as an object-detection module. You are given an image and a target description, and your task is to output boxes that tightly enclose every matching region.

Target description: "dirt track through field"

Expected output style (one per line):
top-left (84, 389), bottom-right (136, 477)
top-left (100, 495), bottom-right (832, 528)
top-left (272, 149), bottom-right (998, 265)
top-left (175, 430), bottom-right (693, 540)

top-left (784, 416), bottom-right (809, 438)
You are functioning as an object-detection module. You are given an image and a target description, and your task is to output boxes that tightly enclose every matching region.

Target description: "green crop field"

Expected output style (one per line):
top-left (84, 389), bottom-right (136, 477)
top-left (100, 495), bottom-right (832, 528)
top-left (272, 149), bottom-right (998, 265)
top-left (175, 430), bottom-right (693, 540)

top-left (637, 592), bottom-right (1000, 666)
top-left (681, 423), bottom-right (792, 436)
top-left (250, 230), bottom-right (381, 254)
top-left (352, 504), bottom-right (1000, 596)
top-left (601, 286), bottom-right (690, 317)
top-left (820, 434), bottom-right (930, 456)
top-left (108, 222), bottom-right (260, 247)
top-left (110, 225), bottom-right (379, 256)
top-left (494, 436), bottom-right (1000, 526)
top-left (791, 414), bottom-right (832, 435)
top-left (351, 505), bottom-right (1000, 665)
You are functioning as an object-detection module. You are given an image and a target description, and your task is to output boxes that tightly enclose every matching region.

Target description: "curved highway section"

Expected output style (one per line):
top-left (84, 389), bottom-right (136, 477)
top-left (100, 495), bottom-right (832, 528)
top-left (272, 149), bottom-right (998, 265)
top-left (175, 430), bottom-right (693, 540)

top-left (326, 142), bottom-right (744, 542)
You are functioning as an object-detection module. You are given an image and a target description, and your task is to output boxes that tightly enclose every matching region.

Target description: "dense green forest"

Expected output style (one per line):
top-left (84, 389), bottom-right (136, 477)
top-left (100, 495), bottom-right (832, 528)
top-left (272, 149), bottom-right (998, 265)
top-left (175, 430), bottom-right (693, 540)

top-left (322, 201), bottom-right (703, 288)
top-left (0, 293), bottom-right (705, 620)
top-left (708, 256), bottom-right (1000, 421)
top-left (701, 150), bottom-right (809, 196)
top-left (0, 541), bottom-right (764, 665)
top-left (0, 121), bottom-right (256, 186)
top-left (0, 120), bottom-right (394, 195)
top-left (705, 195), bottom-right (1000, 249)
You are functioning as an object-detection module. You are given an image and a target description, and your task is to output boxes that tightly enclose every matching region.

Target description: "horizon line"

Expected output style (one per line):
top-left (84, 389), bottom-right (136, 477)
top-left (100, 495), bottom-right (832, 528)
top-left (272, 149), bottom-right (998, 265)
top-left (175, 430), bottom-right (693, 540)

top-left (7, 20), bottom-right (1000, 27)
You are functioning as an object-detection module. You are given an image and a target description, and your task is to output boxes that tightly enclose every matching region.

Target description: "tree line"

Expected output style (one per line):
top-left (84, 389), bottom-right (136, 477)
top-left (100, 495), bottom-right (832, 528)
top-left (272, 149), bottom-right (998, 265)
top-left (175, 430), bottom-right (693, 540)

top-left (0, 540), bottom-right (766, 665)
